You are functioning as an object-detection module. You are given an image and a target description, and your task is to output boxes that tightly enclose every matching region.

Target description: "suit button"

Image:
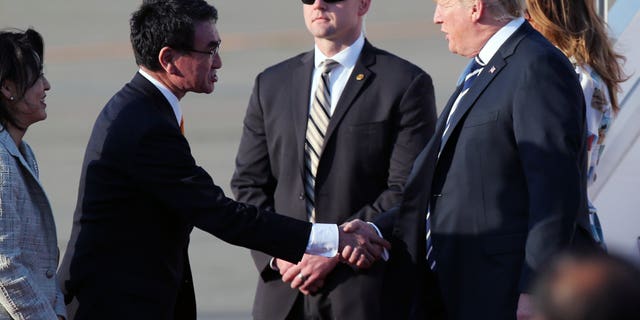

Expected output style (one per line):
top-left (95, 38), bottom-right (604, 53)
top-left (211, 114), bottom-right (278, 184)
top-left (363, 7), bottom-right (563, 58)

top-left (432, 194), bottom-right (442, 198)
top-left (299, 193), bottom-right (305, 200)
top-left (46, 270), bottom-right (54, 279)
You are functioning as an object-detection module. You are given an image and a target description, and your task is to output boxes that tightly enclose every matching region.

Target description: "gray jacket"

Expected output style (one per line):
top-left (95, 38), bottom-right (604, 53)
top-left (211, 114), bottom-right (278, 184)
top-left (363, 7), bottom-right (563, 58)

top-left (0, 128), bottom-right (66, 319)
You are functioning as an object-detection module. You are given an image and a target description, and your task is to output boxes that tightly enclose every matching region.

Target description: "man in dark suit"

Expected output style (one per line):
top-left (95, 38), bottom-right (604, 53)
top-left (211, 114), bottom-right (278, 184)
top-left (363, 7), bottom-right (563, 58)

top-left (56, 1), bottom-right (389, 319)
top-left (374, 0), bottom-right (590, 319)
top-left (230, 0), bottom-right (436, 319)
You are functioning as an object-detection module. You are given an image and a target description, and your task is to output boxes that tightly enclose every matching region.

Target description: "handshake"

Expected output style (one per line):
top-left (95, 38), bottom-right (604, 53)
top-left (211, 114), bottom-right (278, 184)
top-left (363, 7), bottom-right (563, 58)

top-left (273, 219), bottom-right (390, 296)
top-left (337, 219), bottom-right (391, 269)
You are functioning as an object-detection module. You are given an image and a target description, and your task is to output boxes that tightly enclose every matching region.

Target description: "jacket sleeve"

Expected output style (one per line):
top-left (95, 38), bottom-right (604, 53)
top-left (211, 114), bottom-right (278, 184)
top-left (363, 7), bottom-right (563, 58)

top-left (131, 120), bottom-right (311, 265)
top-left (513, 53), bottom-right (586, 292)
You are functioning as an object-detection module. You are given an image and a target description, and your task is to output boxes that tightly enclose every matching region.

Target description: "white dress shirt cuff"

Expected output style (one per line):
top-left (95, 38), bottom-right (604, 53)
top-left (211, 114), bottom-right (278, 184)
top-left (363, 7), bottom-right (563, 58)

top-left (367, 222), bottom-right (390, 261)
top-left (306, 223), bottom-right (339, 257)
top-left (269, 257), bottom-right (279, 271)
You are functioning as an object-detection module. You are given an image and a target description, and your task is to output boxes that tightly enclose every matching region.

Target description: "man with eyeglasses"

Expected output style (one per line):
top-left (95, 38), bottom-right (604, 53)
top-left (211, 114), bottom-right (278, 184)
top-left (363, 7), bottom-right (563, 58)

top-left (56, 1), bottom-right (390, 319)
top-left (231, 0), bottom-right (436, 319)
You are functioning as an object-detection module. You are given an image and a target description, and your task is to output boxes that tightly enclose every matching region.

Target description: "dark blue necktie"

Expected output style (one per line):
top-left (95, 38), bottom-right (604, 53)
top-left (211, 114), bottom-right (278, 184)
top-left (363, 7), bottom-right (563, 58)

top-left (462, 56), bottom-right (484, 92)
top-left (426, 56), bottom-right (485, 271)
top-left (425, 208), bottom-right (436, 270)
top-left (441, 56), bottom-right (485, 140)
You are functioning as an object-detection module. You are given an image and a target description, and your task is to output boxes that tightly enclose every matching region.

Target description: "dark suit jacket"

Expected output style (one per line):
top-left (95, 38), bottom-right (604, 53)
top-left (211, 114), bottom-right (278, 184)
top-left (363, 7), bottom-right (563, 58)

top-left (57, 73), bottom-right (314, 320)
top-left (231, 40), bottom-right (436, 319)
top-left (384, 22), bottom-right (589, 320)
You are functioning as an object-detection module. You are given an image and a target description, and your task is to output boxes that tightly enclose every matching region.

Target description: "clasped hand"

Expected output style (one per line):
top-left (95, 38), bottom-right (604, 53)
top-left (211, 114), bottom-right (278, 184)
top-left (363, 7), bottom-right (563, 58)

top-left (277, 219), bottom-right (390, 295)
top-left (338, 219), bottom-right (390, 268)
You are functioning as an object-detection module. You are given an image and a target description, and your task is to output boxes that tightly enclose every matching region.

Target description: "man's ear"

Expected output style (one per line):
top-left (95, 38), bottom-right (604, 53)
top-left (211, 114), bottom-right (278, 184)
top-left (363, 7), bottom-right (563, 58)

top-left (358, 0), bottom-right (371, 16)
top-left (158, 46), bottom-right (179, 75)
top-left (470, 0), bottom-right (484, 22)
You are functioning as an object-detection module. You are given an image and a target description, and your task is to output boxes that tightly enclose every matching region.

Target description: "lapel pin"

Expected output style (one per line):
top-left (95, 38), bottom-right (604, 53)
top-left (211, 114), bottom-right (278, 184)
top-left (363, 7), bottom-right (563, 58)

top-left (489, 66), bottom-right (496, 74)
top-left (356, 74), bottom-right (365, 81)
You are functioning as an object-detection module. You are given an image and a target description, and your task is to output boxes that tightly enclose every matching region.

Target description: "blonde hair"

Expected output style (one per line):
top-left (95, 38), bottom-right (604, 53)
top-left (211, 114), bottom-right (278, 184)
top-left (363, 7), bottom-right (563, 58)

top-left (460, 0), bottom-right (525, 22)
top-left (526, 0), bottom-right (626, 112)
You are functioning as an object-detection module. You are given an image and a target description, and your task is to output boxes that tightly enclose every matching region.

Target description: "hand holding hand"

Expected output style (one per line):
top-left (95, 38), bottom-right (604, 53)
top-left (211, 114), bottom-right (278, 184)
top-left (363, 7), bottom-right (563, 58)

top-left (296, 254), bottom-right (339, 295)
top-left (280, 254), bottom-right (338, 295)
top-left (281, 263), bottom-right (303, 285)
top-left (339, 219), bottom-right (391, 269)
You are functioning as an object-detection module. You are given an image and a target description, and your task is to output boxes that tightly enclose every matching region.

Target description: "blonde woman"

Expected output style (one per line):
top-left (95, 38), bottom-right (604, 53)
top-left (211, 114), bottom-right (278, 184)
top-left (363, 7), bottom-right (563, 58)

top-left (526, 0), bottom-right (626, 250)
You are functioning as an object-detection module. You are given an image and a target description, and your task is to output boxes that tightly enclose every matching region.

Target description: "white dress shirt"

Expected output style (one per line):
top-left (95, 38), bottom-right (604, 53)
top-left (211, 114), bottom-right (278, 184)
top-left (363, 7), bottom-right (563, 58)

top-left (477, 17), bottom-right (525, 66)
top-left (310, 33), bottom-right (365, 115)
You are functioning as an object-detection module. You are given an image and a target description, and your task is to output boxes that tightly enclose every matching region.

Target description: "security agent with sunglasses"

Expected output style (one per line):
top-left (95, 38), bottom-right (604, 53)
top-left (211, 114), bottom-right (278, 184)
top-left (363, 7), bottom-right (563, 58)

top-left (56, 1), bottom-right (390, 319)
top-left (231, 0), bottom-right (436, 319)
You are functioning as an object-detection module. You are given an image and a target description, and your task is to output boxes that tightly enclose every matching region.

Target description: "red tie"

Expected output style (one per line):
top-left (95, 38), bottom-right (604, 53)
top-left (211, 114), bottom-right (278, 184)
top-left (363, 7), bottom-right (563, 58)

top-left (180, 116), bottom-right (185, 135)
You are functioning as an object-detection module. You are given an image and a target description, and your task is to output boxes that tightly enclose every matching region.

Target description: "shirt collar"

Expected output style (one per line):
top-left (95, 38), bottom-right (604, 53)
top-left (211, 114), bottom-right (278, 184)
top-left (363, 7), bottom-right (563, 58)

top-left (314, 32), bottom-right (365, 69)
top-left (477, 17), bottom-right (525, 64)
top-left (138, 68), bottom-right (182, 124)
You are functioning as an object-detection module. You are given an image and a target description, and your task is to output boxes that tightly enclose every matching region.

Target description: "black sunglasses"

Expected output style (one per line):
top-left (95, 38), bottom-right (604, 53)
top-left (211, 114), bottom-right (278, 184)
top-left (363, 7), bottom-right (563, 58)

top-left (301, 0), bottom-right (345, 4)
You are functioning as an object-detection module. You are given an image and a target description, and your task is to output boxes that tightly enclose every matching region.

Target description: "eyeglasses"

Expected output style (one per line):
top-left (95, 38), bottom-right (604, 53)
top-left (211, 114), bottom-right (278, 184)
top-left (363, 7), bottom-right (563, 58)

top-left (301, 0), bottom-right (345, 5)
top-left (185, 40), bottom-right (222, 59)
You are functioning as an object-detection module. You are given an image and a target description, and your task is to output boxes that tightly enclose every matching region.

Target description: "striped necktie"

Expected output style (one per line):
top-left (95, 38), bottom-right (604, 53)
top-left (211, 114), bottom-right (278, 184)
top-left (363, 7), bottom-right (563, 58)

top-left (462, 56), bottom-right (484, 91)
top-left (304, 59), bottom-right (339, 222)
top-left (180, 116), bottom-right (185, 135)
top-left (443, 56), bottom-right (485, 135)
top-left (426, 56), bottom-right (484, 271)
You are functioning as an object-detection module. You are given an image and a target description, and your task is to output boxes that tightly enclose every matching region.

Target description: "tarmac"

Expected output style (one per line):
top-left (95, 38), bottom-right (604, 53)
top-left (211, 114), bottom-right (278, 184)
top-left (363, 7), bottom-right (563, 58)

top-left (1, 1), bottom-right (484, 319)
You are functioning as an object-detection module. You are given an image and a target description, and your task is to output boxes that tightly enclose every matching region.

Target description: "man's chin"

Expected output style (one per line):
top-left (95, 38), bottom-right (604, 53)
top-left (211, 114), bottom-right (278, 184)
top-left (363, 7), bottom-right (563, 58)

top-left (194, 86), bottom-right (215, 94)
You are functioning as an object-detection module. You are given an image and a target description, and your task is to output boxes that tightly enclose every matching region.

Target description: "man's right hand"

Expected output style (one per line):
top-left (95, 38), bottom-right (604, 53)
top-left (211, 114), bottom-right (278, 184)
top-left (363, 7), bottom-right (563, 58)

top-left (339, 219), bottom-right (391, 269)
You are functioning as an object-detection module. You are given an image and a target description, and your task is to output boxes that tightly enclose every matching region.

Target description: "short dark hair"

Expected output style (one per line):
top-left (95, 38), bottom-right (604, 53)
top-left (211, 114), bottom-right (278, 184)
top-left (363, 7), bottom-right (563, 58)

top-left (532, 251), bottom-right (640, 320)
top-left (0, 28), bottom-right (44, 126)
top-left (130, 0), bottom-right (218, 71)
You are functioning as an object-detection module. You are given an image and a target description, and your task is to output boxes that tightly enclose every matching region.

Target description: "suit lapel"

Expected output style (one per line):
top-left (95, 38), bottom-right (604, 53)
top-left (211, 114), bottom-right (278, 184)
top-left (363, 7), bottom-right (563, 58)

top-left (437, 85), bottom-right (462, 139)
top-left (293, 43), bottom-right (374, 178)
top-left (291, 51), bottom-right (315, 180)
top-left (0, 131), bottom-right (57, 250)
top-left (130, 73), bottom-right (181, 132)
top-left (438, 22), bottom-right (531, 154)
top-left (0, 129), bottom-right (47, 196)
top-left (438, 59), bottom-right (505, 153)
top-left (324, 41), bottom-right (375, 143)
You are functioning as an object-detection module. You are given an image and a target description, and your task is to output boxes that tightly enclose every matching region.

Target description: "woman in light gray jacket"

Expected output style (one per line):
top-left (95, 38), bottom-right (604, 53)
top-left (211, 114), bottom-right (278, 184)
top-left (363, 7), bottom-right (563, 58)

top-left (0, 28), bottom-right (66, 320)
